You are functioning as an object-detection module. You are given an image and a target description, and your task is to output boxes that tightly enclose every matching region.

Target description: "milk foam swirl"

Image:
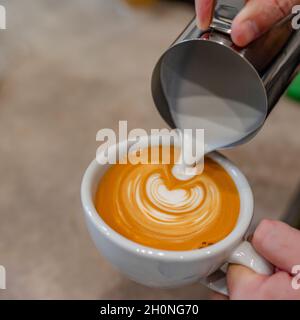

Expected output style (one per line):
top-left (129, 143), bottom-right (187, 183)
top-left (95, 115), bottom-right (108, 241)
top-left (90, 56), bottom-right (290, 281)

top-left (146, 174), bottom-right (203, 209)
top-left (120, 169), bottom-right (220, 241)
top-left (95, 148), bottom-right (240, 251)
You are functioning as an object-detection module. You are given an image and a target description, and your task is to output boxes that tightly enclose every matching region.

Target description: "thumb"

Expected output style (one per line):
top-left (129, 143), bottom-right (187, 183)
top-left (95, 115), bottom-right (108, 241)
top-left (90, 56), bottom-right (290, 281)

top-left (227, 264), bottom-right (266, 300)
top-left (231, 0), bottom-right (297, 47)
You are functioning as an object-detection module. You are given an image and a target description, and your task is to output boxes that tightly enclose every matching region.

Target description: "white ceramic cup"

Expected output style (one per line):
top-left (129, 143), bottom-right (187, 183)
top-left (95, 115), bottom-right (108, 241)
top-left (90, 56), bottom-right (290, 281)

top-left (81, 137), bottom-right (273, 295)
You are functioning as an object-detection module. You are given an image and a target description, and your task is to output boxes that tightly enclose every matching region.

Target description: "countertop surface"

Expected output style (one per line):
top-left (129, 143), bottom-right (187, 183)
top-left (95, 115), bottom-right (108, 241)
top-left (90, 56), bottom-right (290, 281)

top-left (0, 0), bottom-right (300, 299)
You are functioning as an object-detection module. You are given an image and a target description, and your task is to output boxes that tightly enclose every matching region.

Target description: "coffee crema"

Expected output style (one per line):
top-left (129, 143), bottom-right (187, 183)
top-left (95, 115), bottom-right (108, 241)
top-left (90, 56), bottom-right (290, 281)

top-left (95, 147), bottom-right (240, 251)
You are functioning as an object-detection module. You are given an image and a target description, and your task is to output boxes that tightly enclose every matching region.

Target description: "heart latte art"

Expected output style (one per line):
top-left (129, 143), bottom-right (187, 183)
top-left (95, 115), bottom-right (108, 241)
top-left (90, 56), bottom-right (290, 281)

top-left (95, 147), bottom-right (240, 251)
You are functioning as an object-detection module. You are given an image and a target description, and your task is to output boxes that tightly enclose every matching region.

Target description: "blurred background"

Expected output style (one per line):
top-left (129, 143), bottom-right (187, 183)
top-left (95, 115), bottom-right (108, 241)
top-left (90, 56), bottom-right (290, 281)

top-left (0, 0), bottom-right (299, 299)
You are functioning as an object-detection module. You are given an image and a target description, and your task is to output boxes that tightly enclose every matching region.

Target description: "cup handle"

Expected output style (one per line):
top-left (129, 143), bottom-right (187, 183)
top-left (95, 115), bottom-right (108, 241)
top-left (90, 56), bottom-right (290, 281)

top-left (200, 241), bottom-right (274, 296)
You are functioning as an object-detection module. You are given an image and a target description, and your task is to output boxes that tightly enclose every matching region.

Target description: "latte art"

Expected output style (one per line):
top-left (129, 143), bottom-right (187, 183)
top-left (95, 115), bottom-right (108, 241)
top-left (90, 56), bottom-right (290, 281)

top-left (95, 147), bottom-right (240, 251)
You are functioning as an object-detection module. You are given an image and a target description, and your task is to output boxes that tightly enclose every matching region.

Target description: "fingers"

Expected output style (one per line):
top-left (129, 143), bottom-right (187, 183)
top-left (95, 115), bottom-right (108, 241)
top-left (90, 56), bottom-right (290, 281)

top-left (262, 271), bottom-right (299, 300)
top-left (231, 0), bottom-right (298, 46)
top-left (228, 220), bottom-right (300, 299)
top-left (196, 0), bottom-right (297, 46)
top-left (228, 265), bottom-right (300, 300)
top-left (253, 219), bottom-right (300, 274)
top-left (227, 264), bottom-right (266, 300)
top-left (195, 0), bottom-right (216, 30)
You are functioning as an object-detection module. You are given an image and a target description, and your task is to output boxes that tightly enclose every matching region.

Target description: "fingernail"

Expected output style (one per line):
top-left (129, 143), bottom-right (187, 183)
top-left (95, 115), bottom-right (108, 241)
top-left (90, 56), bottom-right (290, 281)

top-left (195, 0), bottom-right (200, 29)
top-left (197, 16), bottom-right (210, 30)
top-left (231, 20), bottom-right (260, 47)
top-left (195, 0), bottom-right (211, 30)
top-left (195, 15), bottom-right (206, 30)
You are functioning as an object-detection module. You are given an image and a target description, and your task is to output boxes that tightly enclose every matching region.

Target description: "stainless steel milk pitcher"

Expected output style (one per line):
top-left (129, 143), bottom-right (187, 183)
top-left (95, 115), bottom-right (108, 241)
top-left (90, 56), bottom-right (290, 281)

top-left (152, 0), bottom-right (300, 147)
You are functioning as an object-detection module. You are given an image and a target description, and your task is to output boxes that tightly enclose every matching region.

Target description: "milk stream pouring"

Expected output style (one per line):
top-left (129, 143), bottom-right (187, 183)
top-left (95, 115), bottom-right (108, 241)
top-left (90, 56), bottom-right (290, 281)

top-left (152, 0), bottom-right (300, 178)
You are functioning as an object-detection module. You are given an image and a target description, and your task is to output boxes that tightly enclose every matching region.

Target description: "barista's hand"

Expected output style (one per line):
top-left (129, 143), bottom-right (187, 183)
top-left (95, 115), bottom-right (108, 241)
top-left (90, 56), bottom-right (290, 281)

top-left (212, 220), bottom-right (300, 300)
top-left (195, 0), bottom-right (300, 46)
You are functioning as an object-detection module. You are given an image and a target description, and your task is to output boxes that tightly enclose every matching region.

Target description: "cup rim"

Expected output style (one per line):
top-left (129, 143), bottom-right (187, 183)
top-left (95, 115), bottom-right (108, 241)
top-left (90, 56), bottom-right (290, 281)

top-left (81, 142), bottom-right (253, 262)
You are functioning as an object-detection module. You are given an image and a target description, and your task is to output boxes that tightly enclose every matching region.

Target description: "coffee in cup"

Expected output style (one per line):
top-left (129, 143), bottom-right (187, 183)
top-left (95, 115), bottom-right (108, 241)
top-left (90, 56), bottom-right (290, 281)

top-left (95, 146), bottom-right (239, 251)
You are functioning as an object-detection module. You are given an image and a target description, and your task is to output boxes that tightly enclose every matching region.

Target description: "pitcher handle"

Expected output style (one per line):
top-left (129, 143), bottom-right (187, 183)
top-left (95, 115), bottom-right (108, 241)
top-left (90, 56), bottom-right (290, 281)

top-left (210, 0), bottom-right (245, 34)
